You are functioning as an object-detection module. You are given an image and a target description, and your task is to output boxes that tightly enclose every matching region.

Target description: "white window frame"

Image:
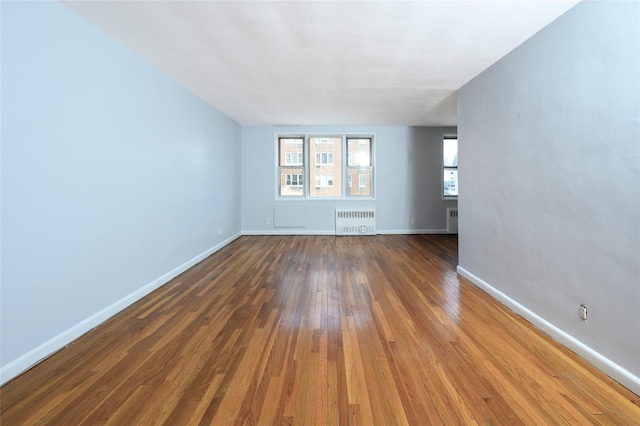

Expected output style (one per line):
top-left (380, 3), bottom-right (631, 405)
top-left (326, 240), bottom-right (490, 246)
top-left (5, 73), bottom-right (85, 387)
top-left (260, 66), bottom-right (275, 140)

top-left (278, 136), bottom-right (305, 197)
top-left (346, 137), bottom-right (373, 197)
top-left (285, 173), bottom-right (303, 187)
top-left (442, 135), bottom-right (458, 200)
top-left (285, 152), bottom-right (303, 166)
top-left (315, 174), bottom-right (334, 188)
top-left (274, 133), bottom-right (375, 200)
top-left (315, 152), bottom-right (334, 166)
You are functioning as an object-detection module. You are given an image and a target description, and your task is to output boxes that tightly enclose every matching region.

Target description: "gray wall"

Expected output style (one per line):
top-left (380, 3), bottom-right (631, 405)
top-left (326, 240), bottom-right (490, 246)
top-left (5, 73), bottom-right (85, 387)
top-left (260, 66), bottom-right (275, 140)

top-left (457, 1), bottom-right (639, 392)
top-left (241, 126), bottom-right (457, 234)
top-left (1, 2), bottom-right (241, 382)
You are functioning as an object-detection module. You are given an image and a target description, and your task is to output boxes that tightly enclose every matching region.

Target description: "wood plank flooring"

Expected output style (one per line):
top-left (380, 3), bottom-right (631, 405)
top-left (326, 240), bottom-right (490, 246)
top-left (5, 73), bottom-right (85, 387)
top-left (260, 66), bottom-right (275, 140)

top-left (1, 235), bottom-right (639, 425)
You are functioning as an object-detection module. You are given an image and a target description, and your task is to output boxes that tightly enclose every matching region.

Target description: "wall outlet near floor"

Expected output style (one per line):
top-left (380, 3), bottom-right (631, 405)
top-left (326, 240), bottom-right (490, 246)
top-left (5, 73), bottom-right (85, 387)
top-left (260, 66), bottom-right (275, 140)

top-left (411, 217), bottom-right (416, 225)
top-left (219, 227), bottom-right (222, 235)
top-left (266, 218), bottom-right (271, 225)
top-left (580, 304), bottom-right (588, 321)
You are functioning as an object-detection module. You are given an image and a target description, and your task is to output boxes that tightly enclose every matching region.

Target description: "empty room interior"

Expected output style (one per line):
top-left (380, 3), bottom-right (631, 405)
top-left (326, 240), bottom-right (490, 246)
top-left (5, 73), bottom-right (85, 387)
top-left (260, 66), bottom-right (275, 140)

top-left (1, 0), bottom-right (639, 424)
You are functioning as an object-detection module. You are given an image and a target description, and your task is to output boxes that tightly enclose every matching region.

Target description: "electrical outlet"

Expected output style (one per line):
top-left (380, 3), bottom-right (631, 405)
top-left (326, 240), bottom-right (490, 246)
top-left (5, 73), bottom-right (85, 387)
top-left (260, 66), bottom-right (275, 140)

top-left (580, 304), bottom-right (588, 321)
top-left (266, 218), bottom-right (271, 225)
top-left (219, 227), bottom-right (222, 235)
top-left (411, 217), bottom-right (416, 225)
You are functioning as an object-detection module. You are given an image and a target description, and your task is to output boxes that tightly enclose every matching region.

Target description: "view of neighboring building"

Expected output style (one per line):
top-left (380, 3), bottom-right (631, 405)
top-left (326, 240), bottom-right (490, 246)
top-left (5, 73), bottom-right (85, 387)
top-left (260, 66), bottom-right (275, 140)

top-left (346, 138), bottom-right (372, 197)
top-left (443, 137), bottom-right (458, 197)
top-left (278, 137), bottom-right (304, 197)
top-left (310, 137), bottom-right (342, 197)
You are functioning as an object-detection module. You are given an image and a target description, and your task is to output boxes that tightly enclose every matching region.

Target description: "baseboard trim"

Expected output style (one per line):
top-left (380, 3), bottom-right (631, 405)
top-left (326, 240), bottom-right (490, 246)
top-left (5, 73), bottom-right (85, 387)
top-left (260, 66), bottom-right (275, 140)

top-left (242, 230), bottom-right (335, 236)
top-left (377, 229), bottom-right (449, 235)
top-left (0, 232), bottom-right (242, 386)
top-left (456, 266), bottom-right (640, 396)
top-left (242, 229), bottom-right (450, 236)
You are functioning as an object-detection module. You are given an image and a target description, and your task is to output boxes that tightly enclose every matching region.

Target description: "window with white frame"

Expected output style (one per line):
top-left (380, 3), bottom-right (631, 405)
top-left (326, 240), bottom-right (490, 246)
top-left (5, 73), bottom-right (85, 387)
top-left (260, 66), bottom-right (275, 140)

top-left (443, 136), bottom-right (458, 198)
top-left (315, 174), bottom-right (334, 188)
top-left (315, 152), bottom-right (333, 166)
top-left (279, 137), bottom-right (304, 197)
top-left (310, 137), bottom-right (341, 197)
top-left (285, 152), bottom-right (303, 166)
top-left (276, 134), bottom-right (374, 198)
top-left (347, 138), bottom-right (372, 196)
top-left (285, 174), bottom-right (303, 187)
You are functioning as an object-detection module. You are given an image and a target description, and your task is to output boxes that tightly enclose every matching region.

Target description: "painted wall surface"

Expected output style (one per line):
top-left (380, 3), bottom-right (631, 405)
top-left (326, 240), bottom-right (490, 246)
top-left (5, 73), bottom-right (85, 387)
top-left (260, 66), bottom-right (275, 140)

top-left (241, 126), bottom-right (457, 234)
top-left (458, 0), bottom-right (639, 382)
top-left (1, 2), bottom-right (241, 374)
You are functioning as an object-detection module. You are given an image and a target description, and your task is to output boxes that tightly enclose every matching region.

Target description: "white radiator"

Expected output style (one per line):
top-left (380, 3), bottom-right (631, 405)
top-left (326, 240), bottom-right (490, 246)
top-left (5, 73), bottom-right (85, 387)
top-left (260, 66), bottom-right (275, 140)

top-left (447, 208), bottom-right (458, 234)
top-left (335, 209), bottom-right (376, 236)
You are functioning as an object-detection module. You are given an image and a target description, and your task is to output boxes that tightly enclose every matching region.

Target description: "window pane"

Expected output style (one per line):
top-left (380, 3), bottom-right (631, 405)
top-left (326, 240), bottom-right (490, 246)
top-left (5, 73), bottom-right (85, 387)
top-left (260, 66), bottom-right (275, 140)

top-left (443, 138), bottom-right (458, 167)
top-left (346, 168), bottom-right (371, 196)
top-left (280, 167), bottom-right (304, 196)
top-left (347, 138), bottom-right (371, 166)
top-left (280, 138), bottom-right (304, 166)
top-left (310, 137), bottom-right (341, 197)
top-left (444, 168), bottom-right (458, 197)
top-left (346, 138), bottom-right (372, 196)
top-left (279, 138), bottom-right (304, 197)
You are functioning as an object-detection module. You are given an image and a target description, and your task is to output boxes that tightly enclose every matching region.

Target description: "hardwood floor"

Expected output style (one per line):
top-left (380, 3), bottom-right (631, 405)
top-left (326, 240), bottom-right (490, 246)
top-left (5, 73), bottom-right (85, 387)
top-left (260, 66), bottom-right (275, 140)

top-left (1, 235), bottom-right (639, 425)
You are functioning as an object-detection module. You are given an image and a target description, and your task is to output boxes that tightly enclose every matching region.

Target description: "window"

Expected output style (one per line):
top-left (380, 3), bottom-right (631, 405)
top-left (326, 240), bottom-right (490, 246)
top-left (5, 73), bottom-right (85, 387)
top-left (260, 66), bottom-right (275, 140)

top-left (347, 138), bottom-right (372, 196)
top-left (285, 152), bottom-right (303, 166)
top-left (315, 174), bottom-right (334, 188)
top-left (310, 137), bottom-right (341, 197)
top-left (443, 136), bottom-right (458, 198)
top-left (315, 152), bottom-right (333, 166)
top-left (279, 137), bottom-right (304, 197)
top-left (276, 134), bottom-right (374, 199)
top-left (285, 174), bottom-right (303, 187)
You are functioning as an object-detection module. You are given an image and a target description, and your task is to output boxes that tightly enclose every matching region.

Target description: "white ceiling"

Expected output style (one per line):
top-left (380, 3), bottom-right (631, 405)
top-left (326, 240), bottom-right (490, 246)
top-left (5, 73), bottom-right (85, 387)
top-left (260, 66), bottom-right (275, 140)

top-left (63, 0), bottom-right (580, 126)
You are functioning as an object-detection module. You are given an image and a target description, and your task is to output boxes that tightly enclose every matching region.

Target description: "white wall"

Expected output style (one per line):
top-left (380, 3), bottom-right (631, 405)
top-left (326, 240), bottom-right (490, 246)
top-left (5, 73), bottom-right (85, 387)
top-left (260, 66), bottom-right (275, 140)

top-left (457, 1), bottom-right (639, 394)
top-left (0, 2), bottom-right (241, 383)
top-left (241, 126), bottom-right (457, 234)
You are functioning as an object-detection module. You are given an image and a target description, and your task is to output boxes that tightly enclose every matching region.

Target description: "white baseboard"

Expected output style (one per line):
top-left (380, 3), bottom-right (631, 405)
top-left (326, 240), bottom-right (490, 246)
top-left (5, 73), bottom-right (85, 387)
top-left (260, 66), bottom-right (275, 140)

top-left (377, 229), bottom-right (449, 235)
top-left (242, 230), bottom-right (335, 236)
top-left (242, 229), bottom-right (450, 236)
top-left (0, 233), bottom-right (242, 386)
top-left (456, 266), bottom-right (640, 396)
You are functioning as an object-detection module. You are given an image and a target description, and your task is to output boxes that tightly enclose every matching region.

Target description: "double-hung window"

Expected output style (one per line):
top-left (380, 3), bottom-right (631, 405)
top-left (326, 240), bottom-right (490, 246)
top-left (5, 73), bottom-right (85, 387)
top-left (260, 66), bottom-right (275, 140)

top-left (443, 136), bottom-right (458, 198)
top-left (347, 138), bottom-right (372, 196)
top-left (278, 137), bottom-right (304, 196)
top-left (310, 137), bottom-right (341, 197)
top-left (277, 134), bottom-right (374, 198)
